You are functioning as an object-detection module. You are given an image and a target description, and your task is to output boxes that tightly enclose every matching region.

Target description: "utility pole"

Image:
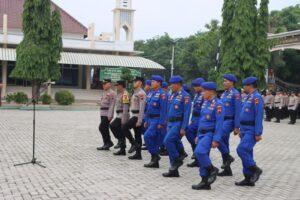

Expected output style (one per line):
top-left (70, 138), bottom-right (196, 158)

top-left (170, 39), bottom-right (180, 77)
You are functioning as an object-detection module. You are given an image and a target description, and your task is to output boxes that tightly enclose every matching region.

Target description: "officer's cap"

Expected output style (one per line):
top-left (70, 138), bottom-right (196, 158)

top-left (162, 82), bottom-right (169, 88)
top-left (242, 77), bottom-right (258, 86)
top-left (169, 75), bottom-right (183, 84)
top-left (115, 80), bottom-right (126, 88)
top-left (134, 76), bottom-right (144, 83)
top-left (151, 75), bottom-right (164, 83)
top-left (145, 80), bottom-right (152, 86)
top-left (183, 84), bottom-right (191, 93)
top-left (192, 78), bottom-right (205, 87)
top-left (102, 79), bottom-right (112, 84)
top-left (202, 82), bottom-right (217, 91)
top-left (224, 74), bottom-right (237, 82)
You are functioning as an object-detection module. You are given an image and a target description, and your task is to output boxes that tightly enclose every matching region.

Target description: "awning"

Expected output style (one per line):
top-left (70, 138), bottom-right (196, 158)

top-left (0, 48), bottom-right (165, 70)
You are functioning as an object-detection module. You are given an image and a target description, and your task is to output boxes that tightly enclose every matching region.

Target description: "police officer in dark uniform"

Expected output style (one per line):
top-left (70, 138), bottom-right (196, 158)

top-left (97, 79), bottom-right (116, 150)
top-left (162, 75), bottom-right (191, 178)
top-left (192, 82), bottom-right (224, 190)
top-left (235, 77), bottom-right (263, 187)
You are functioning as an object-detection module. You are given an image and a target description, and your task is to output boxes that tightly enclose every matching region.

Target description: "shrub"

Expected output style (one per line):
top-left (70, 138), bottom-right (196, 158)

top-left (55, 90), bottom-right (75, 105)
top-left (14, 92), bottom-right (28, 104)
top-left (40, 94), bottom-right (52, 105)
top-left (6, 93), bottom-right (15, 103)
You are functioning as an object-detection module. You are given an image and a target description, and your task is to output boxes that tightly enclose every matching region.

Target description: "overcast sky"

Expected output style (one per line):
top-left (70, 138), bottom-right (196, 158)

top-left (52, 0), bottom-right (299, 41)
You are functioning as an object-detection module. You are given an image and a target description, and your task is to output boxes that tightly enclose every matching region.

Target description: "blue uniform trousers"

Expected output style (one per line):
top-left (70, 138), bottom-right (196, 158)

top-left (159, 126), bottom-right (167, 147)
top-left (218, 120), bottom-right (234, 161)
top-left (186, 119), bottom-right (199, 148)
top-left (194, 133), bottom-right (213, 177)
top-left (236, 131), bottom-right (257, 176)
top-left (164, 122), bottom-right (183, 165)
top-left (144, 118), bottom-right (160, 155)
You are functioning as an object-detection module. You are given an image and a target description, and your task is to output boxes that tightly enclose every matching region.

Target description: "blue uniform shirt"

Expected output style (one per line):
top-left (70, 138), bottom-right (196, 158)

top-left (198, 97), bottom-right (224, 142)
top-left (240, 90), bottom-right (264, 136)
top-left (220, 87), bottom-right (242, 128)
top-left (168, 89), bottom-right (192, 129)
top-left (145, 88), bottom-right (168, 126)
top-left (191, 92), bottom-right (204, 122)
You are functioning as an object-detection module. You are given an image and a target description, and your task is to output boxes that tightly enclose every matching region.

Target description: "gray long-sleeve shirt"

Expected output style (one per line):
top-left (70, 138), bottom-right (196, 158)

top-left (130, 88), bottom-right (146, 124)
top-left (100, 89), bottom-right (116, 119)
top-left (115, 90), bottom-right (130, 125)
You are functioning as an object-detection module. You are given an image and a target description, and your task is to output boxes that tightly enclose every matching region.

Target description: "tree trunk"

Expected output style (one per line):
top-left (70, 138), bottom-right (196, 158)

top-left (32, 81), bottom-right (41, 104)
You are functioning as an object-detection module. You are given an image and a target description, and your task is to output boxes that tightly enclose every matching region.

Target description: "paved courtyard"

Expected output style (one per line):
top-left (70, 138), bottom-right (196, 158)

top-left (0, 110), bottom-right (299, 200)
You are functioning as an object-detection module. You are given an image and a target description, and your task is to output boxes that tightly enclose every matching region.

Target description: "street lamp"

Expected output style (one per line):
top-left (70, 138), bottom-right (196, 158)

top-left (170, 38), bottom-right (180, 77)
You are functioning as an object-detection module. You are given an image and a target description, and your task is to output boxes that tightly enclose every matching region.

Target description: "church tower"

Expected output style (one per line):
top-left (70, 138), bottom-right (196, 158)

top-left (113, 0), bottom-right (135, 42)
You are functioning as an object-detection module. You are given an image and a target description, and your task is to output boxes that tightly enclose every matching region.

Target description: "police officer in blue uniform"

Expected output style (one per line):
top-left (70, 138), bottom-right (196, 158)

top-left (162, 76), bottom-right (192, 178)
top-left (235, 77), bottom-right (264, 187)
top-left (192, 82), bottom-right (224, 190)
top-left (159, 82), bottom-right (170, 156)
top-left (186, 78), bottom-right (205, 168)
top-left (218, 74), bottom-right (242, 176)
top-left (144, 75), bottom-right (168, 168)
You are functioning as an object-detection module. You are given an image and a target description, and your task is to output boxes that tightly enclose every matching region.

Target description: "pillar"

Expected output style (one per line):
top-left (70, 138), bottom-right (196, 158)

top-left (78, 65), bottom-right (83, 89)
top-left (1, 61), bottom-right (7, 98)
top-left (86, 66), bottom-right (91, 90)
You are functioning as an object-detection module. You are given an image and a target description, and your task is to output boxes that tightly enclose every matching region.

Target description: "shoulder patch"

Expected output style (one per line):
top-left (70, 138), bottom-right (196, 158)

top-left (123, 93), bottom-right (130, 104)
top-left (162, 93), bottom-right (166, 100)
top-left (217, 105), bottom-right (222, 114)
top-left (235, 94), bottom-right (240, 101)
top-left (138, 93), bottom-right (145, 100)
top-left (184, 96), bottom-right (189, 104)
top-left (255, 98), bottom-right (259, 105)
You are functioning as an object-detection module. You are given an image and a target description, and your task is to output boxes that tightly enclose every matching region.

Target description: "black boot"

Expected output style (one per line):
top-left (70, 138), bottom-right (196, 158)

top-left (159, 146), bottom-right (168, 156)
top-left (187, 160), bottom-right (199, 168)
top-left (170, 157), bottom-right (184, 171)
top-left (179, 149), bottom-right (188, 161)
top-left (141, 143), bottom-right (147, 150)
top-left (128, 144), bottom-right (137, 154)
top-left (144, 155), bottom-right (160, 168)
top-left (162, 169), bottom-right (180, 178)
top-left (250, 165), bottom-right (263, 183)
top-left (207, 165), bottom-right (219, 184)
top-left (235, 174), bottom-right (255, 186)
top-left (128, 148), bottom-right (142, 160)
top-left (221, 154), bottom-right (235, 169)
top-left (192, 176), bottom-right (211, 190)
top-left (218, 166), bottom-right (233, 176)
top-left (114, 141), bottom-right (121, 149)
top-left (97, 144), bottom-right (109, 151)
top-left (113, 148), bottom-right (126, 156)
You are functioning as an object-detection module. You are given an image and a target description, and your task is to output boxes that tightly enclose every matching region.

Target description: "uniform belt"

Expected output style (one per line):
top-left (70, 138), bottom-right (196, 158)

top-left (169, 117), bottom-right (183, 122)
top-left (224, 116), bottom-right (234, 121)
top-left (265, 103), bottom-right (270, 105)
top-left (193, 112), bottom-right (200, 117)
top-left (131, 110), bottom-right (140, 114)
top-left (116, 110), bottom-right (123, 114)
top-left (199, 129), bottom-right (215, 134)
top-left (288, 105), bottom-right (294, 107)
top-left (101, 107), bottom-right (109, 110)
top-left (240, 120), bottom-right (255, 126)
top-left (149, 114), bottom-right (160, 118)
top-left (275, 102), bottom-right (280, 103)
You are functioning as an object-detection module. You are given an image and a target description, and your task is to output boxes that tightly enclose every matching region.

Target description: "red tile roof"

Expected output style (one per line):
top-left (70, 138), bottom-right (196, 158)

top-left (0, 0), bottom-right (87, 35)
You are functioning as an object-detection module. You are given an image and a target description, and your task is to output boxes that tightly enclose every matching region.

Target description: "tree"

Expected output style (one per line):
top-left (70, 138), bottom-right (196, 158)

top-left (255, 0), bottom-right (270, 86)
top-left (120, 68), bottom-right (134, 94)
top-left (10, 0), bottom-right (62, 99)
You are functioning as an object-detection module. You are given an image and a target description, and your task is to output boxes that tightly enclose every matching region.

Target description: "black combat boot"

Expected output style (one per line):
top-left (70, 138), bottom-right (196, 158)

top-left (113, 148), bottom-right (126, 156)
top-left (250, 165), bottom-right (263, 183)
top-left (235, 174), bottom-right (255, 186)
top-left (170, 157), bottom-right (184, 171)
top-left (114, 141), bottom-right (121, 149)
top-left (159, 146), bottom-right (168, 156)
top-left (162, 169), bottom-right (180, 178)
top-left (179, 149), bottom-right (188, 161)
top-left (187, 159), bottom-right (199, 168)
top-left (221, 154), bottom-right (235, 169)
top-left (141, 143), bottom-right (147, 150)
top-left (128, 147), bottom-right (142, 160)
top-left (218, 166), bottom-right (233, 176)
top-left (144, 154), bottom-right (160, 168)
top-left (192, 176), bottom-right (211, 190)
top-left (128, 144), bottom-right (137, 154)
top-left (207, 165), bottom-right (219, 184)
top-left (97, 144), bottom-right (109, 151)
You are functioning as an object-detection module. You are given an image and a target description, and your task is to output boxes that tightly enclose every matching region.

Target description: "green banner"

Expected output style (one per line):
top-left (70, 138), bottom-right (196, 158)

top-left (100, 68), bottom-right (141, 82)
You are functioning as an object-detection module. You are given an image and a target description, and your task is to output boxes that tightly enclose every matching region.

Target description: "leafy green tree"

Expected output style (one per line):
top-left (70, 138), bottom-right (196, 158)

top-left (120, 68), bottom-right (134, 94)
top-left (10, 0), bottom-right (62, 99)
